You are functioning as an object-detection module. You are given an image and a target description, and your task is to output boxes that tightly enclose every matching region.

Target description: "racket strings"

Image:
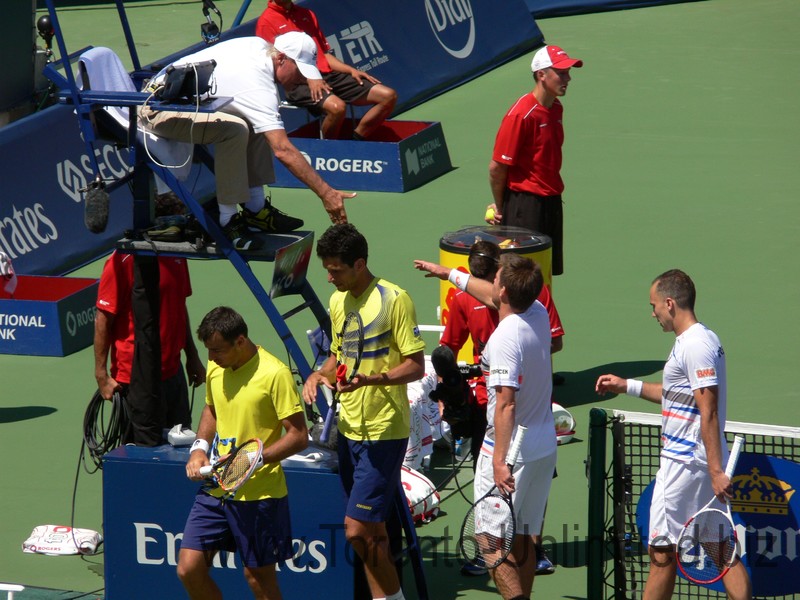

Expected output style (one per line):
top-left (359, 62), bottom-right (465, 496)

top-left (339, 315), bottom-right (363, 375)
top-left (679, 509), bottom-right (737, 581)
top-left (219, 441), bottom-right (262, 489)
top-left (461, 494), bottom-right (514, 567)
top-left (342, 319), bottom-right (362, 367)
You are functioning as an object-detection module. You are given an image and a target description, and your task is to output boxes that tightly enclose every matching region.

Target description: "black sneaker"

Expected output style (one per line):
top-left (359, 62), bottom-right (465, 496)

top-left (243, 197), bottom-right (304, 233)
top-left (222, 213), bottom-right (264, 251)
top-left (145, 224), bottom-right (182, 243)
top-left (145, 215), bottom-right (186, 242)
top-left (184, 216), bottom-right (211, 246)
top-left (460, 561), bottom-right (488, 576)
top-left (536, 553), bottom-right (556, 575)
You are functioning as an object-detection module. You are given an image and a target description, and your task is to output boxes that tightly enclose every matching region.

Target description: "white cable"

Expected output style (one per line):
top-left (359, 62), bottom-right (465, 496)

top-left (139, 62), bottom-right (211, 170)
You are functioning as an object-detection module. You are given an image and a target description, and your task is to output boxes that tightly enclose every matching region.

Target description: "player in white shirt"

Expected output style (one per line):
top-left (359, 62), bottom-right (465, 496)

top-left (414, 253), bottom-right (556, 599)
top-left (142, 32), bottom-right (354, 250)
top-left (595, 269), bottom-right (751, 600)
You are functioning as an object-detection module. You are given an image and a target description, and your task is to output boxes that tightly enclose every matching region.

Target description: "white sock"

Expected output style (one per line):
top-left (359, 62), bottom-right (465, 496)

top-left (218, 203), bottom-right (239, 227)
top-left (383, 592), bottom-right (405, 600)
top-left (244, 187), bottom-right (265, 213)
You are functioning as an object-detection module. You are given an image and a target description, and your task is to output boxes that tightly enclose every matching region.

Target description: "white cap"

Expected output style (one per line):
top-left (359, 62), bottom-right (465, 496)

top-left (531, 45), bottom-right (583, 72)
top-left (274, 31), bottom-right (322, 80)
top-left (0, 250), bottom-right (17, 295)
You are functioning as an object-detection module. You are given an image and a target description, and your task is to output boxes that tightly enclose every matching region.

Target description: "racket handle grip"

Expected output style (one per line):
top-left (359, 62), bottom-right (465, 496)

top-left (336, 363), bottom-right (347, 384)
top-left (725, 434), bottom-right (745, 478)
top-left (199, 465), bottom-right (212, 477)
top-left (505, 424), bottom-right (528, 467)
top-left (320, 403), bottom-right (336, 444)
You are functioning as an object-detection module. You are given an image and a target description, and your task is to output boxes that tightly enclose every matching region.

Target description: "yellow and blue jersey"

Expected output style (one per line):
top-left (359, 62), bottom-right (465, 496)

top-left (330, 278), bottom-right (425, 441)
top-left (205, 346), bottom-right (303, 500)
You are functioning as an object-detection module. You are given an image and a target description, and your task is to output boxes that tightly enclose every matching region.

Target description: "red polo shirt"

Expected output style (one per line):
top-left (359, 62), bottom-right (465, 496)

top-left (256, 3), bottom-right (332, 73)
top-left (492, 93), bottom-right (565, 196)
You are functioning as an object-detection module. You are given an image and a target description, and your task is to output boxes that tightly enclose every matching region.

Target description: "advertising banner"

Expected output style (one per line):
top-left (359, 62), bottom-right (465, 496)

top-left (270, 232), bottom-right (314, 299)
top-left (0, 275), bottom-right (98, 356)
top-left (636, 452), bottom-right (800, 595)
top-left (273, 121), bottom-right (452, 192)
top-left (296, 0), bottom-right (543, 114)
top-left (103, 445), bottom-right (353, 600)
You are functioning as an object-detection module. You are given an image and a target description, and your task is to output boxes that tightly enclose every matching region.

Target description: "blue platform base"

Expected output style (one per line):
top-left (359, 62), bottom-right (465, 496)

top-left (273, 121), bottom-right (453, 193)
top-left (102, 445), bottom-right (354, 600)
top-left (0, 275), bottom-right (98, 356)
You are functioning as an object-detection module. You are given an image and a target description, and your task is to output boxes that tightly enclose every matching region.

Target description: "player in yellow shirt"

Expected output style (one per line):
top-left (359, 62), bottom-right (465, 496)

top-left (180, 306), bottom-right (308, 600)
top-left (303, 224), bottom-right (425, 600)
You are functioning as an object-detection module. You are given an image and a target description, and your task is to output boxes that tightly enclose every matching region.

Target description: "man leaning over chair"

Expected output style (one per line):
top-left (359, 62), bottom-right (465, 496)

top-left (141, 32), bottom-right (355, 251)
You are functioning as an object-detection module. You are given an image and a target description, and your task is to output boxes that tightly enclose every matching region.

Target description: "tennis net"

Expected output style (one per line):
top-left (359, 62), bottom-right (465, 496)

top-left (587, 408), bottom-right (800, 600)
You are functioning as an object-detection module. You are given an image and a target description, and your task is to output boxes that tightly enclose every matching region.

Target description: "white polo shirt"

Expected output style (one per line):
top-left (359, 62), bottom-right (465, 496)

top-left (173, 37), bottom-right (284, 134)
top-left (483, 300), bottom-right (556, 463)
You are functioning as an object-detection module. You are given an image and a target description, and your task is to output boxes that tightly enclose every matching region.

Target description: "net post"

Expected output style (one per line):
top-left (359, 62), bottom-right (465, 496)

top-left (587, 407), bottom-right (608, 600)
top-left (611, 417), bottom-right (629, 599)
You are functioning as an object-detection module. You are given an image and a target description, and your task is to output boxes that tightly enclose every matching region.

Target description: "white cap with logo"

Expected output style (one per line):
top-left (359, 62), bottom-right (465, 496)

top-left (530, 45), bottom-right (583, 72)
top-left (274, 31), bottom-right (322, 80)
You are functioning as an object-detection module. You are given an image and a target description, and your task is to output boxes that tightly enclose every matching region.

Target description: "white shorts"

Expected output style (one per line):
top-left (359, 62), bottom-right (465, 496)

top-left (649, 457), bottom-right (713, 547)
top-left (474, 451), bottom-right (557, 536)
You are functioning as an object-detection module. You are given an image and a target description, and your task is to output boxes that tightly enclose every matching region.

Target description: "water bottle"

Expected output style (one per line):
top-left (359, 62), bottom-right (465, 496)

top-left (455, 437), bottom-right (468, 458)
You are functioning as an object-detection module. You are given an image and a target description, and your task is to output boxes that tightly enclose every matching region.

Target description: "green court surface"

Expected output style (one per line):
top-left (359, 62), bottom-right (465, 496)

top-left (1, 0), bottom-right (798, 598)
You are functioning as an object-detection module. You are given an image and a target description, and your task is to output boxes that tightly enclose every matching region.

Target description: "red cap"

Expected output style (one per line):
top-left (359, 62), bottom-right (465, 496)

top-left (531, 45), bottom-right (583, 71)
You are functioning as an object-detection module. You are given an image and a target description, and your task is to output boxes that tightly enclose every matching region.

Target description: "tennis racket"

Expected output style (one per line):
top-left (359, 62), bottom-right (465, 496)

top-left (458, 424), bottom-right (528, 569)
top-left (320, 311), bottom-right (364, 444)
top-left (677, 434), bottom-right (745, 584)
top-left (199, 437), bottom-right (264, 498)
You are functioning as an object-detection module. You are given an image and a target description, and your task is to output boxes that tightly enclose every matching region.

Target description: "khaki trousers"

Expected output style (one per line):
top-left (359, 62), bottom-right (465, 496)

top-left (141, 108), bottom-right (274, 205)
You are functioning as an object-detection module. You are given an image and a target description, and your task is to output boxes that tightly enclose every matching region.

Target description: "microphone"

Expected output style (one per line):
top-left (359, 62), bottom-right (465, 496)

top-left (202, 0), bottom-right (220, 15)
top-left (37, 15), bottom-right (55, 50)
top-left (201, 0), bottom-right (221, 44)
top-left (83, 178), bottom-right (110, 234)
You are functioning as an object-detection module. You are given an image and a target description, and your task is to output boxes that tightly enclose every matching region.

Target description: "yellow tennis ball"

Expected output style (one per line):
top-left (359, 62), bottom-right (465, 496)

top-left (484, 207), bottom-right (495, 221)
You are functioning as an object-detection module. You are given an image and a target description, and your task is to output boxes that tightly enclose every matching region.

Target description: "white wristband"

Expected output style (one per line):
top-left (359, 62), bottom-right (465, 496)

top-left (190, 438), bottom-right (210, 454)
top-left (626, 379), bottom-right (643, 398)
top-left (448, 269), bottom-right (471, 292)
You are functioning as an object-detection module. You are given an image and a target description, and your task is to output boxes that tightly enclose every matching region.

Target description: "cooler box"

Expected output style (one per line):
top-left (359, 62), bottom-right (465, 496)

top-left (0, 275), bottom-right (98, 356)
top-left (273, 120), bottom-right (452, 192)
top-left (103, 445), bottom-right (352, 600)
top-left (438, 226), bottom-right (551, 362)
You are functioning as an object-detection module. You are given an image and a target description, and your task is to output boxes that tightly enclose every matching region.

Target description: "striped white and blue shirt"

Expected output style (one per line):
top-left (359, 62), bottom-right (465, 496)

top-left (660, 323), bottom-right (727, 466)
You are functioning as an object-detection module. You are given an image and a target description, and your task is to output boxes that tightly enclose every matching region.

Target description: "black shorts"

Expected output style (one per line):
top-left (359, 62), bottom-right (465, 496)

top-left (285, 71), bottom-right (375, 115)
top-left (502, 190), bottom-right (564, 276)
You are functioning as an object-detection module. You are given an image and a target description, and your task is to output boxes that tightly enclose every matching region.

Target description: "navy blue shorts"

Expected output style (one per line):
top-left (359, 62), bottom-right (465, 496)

top-left (180, 490), bottom-right (293, 567)
top-left (337, 435), bottom-right (407, 522)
